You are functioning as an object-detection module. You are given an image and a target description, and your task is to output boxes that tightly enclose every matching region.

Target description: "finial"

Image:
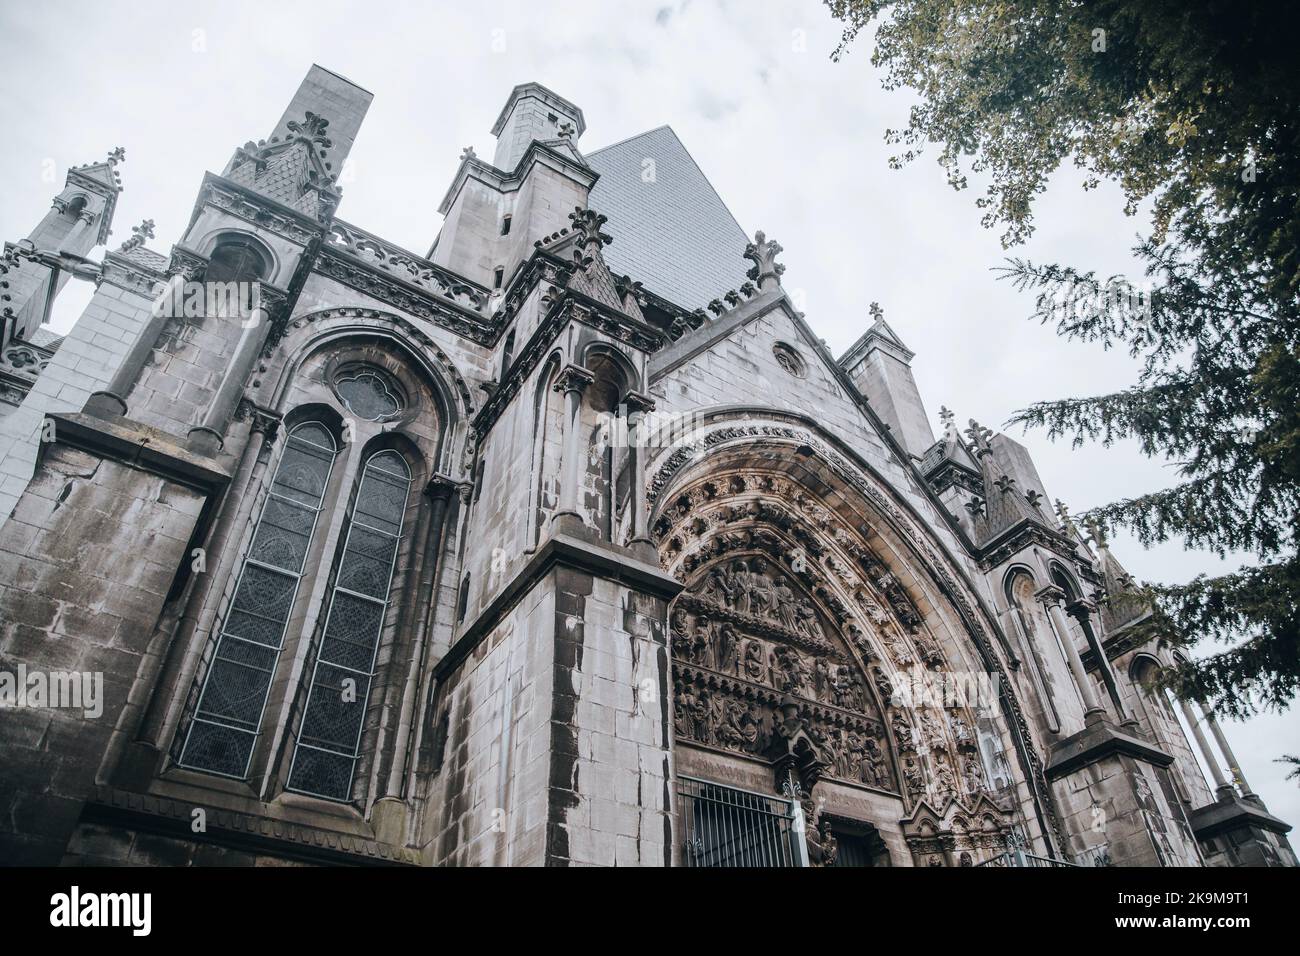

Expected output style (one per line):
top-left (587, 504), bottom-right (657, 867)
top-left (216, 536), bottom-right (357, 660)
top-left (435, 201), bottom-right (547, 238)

top-left (1085, 516), bottom-right (1108, 549)
top-left (1054, 499), bottom-right (1080, 536)
top-left (118, 219), bottom-right (156, 253)
top-left (743, 231), bottom-right (785, 292)
top-left (869, 301), bottom-right (883, 321)
top-left (568, 206), bottom-right (611, 250)
top-left (107, 146), bottom-right (126, 166)
top-left (964, 419), bottom-right (993, 454)
top-left (460, 146), bottom-right (477, 163)
top-left (286, 112), bottom-right (332, 148)
top-left (938, 406), bottom-right (956, 434)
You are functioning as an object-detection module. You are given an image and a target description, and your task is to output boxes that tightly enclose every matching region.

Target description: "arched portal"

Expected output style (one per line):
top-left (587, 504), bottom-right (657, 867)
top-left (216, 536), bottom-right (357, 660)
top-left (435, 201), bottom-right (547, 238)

top-left (648, 420), bottom-right (1049, 865)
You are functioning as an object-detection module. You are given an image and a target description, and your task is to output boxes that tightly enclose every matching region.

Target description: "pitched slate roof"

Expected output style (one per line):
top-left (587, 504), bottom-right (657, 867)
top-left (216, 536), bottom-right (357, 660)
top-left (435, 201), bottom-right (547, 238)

top-left (587, 126), bottom-right (751, 310)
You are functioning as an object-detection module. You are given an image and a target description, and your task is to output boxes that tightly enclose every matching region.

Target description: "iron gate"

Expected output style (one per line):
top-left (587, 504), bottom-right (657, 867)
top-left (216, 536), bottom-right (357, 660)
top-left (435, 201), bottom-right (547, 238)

top-left (677, 776), bottom-right (804, 867)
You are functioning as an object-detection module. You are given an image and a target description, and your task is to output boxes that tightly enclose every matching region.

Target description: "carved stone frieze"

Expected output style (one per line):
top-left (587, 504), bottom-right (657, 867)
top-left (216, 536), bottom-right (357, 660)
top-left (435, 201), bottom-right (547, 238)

top-left (201, 177), bottom-right (320, 246)
top-left (324, 221), bottom-right (491, 314)
top-left (314, 249), bottom-right (495, 346)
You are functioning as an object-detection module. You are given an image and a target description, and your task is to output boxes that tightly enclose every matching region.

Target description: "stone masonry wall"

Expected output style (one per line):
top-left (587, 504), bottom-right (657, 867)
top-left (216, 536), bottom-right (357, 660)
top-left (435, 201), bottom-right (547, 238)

top-left (0, 441), bottom-right (206, 863)
top-left (422, 565), bottom-right (672, 867)
top-left (0, 281), bottom-right (156, 523)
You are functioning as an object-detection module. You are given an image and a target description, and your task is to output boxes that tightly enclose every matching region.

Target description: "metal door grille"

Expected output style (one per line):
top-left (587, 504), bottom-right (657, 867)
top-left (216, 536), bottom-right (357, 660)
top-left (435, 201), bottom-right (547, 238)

top-left (678, 776), bottom-right (801, 867)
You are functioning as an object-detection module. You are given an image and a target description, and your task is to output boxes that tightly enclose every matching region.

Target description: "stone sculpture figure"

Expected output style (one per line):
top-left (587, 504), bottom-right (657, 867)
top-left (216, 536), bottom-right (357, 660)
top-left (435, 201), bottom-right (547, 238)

top-left (748, 558), bottom-right (774, 617)
top-left (863, 735), bottom-right (889, 787)
top-left (743, 640), bottom-right (768, 683)
top-left (795, 600), bottom-right (821, 640)
top-left (716, 622), bottom-right (739, 674)
top-left (692, 617), bottom-right (714, 668)
top-left (772, 575), bottom-right (800, 630)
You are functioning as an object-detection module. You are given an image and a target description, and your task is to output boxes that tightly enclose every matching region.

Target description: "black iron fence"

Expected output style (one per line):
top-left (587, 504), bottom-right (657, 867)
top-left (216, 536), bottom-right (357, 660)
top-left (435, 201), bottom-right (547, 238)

top-left (677, 776), bottom-right (804, 867)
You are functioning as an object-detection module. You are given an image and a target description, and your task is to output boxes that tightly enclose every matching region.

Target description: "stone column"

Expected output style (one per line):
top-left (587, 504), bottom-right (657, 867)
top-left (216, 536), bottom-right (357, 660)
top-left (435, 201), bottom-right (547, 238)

top-left (551, 363), bottom-right (593, 524)
top-left (55, 209), bottom-right (96, 257)
top-left (623, 390), bottom-right (655, 547)
top-left (1036, 585), bottom-right (1106, 722)
top-left (384, 475), bottom-right (458, 800)
top-left (85, 257), bottom-right (201, 418)
top-left (187, 283), bottom-right (289, 454)
top-left (1067, 597), bottom-right (1131, 724)
top-left (1204, 706), bottom-right (1254, 798)
top-left (1177, 698), bottom-right (1231, 794)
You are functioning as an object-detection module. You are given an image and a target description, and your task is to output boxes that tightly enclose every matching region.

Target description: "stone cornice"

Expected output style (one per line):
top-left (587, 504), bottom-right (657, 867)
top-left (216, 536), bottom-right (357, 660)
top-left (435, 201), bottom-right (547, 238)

top-left (1045, 719), bottom-right (1173, 780)
top-left (314, 244), bottom-right (496, 345)
top-left (975, 517), bottom-right (1081, 571)
top-left (45, 412), bottom-right (231, 494)
top-left (1189, 794), bottom-right (1292, 839)
top-left (99, 249), bottom-right (167, 298)
top-left (196, 173), bottom-right (323, 247)
top-left (325, 219), bottom-right (491, 313)
top-left (79, 785), bottom-right (417, 866)
top-left (925, 457), bottom-right (983, 497)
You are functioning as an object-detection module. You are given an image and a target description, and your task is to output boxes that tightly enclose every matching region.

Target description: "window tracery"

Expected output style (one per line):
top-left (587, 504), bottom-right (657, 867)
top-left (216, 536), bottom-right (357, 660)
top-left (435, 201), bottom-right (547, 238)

top-left (179, 421), bottom-right (337, 778)
top-left (287, 449), bottom-right (412, 801)
top-left (333, 364), bottom-right (404, 422)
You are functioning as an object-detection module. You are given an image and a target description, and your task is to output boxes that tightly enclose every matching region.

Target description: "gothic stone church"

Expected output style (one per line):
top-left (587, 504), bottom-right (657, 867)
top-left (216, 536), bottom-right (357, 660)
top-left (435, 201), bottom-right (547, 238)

top-left (0, 68), bottom-right (1293, 868)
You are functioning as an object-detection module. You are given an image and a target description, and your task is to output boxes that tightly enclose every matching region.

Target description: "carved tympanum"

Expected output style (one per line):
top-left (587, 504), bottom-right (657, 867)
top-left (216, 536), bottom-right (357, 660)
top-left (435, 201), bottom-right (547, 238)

top-left (671, 554), bottom-right (898, 794)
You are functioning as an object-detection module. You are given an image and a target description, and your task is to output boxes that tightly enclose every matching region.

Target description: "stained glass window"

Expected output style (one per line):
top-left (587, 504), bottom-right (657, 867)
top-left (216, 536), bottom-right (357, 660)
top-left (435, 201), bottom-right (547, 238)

top-left (334, 367), bottom-right (402, 421)
top-left (287, 449), bottom-right (412, 801)
top-left (179, 422), bottom-right (337, 779)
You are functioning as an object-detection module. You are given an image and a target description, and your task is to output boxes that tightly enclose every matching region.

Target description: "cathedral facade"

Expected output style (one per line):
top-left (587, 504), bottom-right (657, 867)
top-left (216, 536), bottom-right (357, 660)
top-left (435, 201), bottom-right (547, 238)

top-left (0, 68), bottom-right (1293, 867)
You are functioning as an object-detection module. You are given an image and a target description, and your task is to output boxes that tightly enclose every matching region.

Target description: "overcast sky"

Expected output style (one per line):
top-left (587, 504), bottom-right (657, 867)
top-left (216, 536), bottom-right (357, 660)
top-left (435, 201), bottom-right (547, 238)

top-left (2, 0), bottom-right (1295, 829)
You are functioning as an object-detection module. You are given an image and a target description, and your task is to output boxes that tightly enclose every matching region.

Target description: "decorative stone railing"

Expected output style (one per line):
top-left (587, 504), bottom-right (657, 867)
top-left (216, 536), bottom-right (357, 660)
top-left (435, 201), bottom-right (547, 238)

top-left (324, 221), bottom-right (491, 313)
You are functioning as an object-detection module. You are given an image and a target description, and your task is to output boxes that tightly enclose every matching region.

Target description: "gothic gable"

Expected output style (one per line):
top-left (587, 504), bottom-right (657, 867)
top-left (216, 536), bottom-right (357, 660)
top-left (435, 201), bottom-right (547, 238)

top-left (652, 299), bottom-right (896, 465)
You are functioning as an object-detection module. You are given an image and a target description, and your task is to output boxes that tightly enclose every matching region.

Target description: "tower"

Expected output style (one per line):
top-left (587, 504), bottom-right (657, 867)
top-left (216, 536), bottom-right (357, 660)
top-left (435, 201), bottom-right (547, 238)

top-left (0, 66), bottom-right (373, 864)
top-left (490, 82), bottom-right (586, 171)
top-left (1, 152), bottom-right (121, 349)
top-left (430, 82), bottom-right (595, 294)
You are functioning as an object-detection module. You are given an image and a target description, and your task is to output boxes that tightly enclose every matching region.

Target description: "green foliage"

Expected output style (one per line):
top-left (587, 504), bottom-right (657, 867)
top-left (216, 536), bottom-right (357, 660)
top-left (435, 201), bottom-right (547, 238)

top-left (1279, 755), bottom-right (1300, 784)
top-left (828, 0), bottom-right (1300, 717)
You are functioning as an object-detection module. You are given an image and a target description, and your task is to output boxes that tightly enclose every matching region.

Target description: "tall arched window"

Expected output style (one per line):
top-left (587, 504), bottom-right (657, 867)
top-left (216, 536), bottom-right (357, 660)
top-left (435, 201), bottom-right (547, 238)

top-left (179, 421), bottom-right (338, 778)
top-left (287, 448), bottom-right (413, 801)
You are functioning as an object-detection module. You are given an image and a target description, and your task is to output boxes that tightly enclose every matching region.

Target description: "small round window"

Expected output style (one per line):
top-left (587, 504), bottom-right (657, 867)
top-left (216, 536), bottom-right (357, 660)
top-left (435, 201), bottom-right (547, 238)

top-left (773, 342), bottom-right (807, 378)
top-left (333, 364), bottom-right (405, 421)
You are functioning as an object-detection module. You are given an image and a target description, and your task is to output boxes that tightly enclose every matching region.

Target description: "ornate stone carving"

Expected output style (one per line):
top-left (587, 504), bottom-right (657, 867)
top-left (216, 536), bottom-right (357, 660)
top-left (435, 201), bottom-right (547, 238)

top-left (324, 220), bottom-right (490, 313)
top-left (118, 219), bottom-right (155, 253)
top-left (743, 230), bottom-right (785, 291)
top-left (671, 556), bottom-right (898, 796)
top-left (568, 206), bottom-right (611, 250)
top-left (646, 412), bottom-right (1068, 851)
